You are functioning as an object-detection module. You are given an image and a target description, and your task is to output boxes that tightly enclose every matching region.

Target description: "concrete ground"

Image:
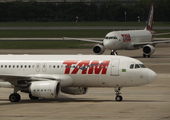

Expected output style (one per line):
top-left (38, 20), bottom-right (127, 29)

top-left (0, 43), bottom-right (170, 120)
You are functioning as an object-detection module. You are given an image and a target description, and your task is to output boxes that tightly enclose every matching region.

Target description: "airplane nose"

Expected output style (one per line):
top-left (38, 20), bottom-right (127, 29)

top-left (148, 70), bottom-right (157, 83)
top-left (103, 39), bottom-right (113, 49)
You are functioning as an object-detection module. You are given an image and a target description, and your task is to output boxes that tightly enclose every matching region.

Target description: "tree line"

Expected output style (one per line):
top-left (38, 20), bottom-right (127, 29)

top-left (0, 0), bottom-right (169, 22)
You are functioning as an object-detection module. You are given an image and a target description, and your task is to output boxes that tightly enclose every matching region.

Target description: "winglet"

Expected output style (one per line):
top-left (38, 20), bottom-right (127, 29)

top-left (146, 4), bottom-right (154, 31)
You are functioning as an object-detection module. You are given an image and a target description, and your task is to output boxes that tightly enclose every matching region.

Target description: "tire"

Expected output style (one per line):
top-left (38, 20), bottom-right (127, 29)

top-left (115, 96), bottom-right (123, 101)
top-left (9, 93), bottom-right (21, 102)
top-left (143, 54), bottom-right (146, 58)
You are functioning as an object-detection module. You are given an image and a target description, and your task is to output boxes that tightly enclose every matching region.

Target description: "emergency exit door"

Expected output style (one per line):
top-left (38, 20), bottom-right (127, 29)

top-left (110, 59), bottom-right (120, 76)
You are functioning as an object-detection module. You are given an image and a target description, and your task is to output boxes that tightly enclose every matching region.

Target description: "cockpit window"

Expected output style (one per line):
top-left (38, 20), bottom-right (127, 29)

top-left (135, 64), bottom-right (140, 69)
top-left (139, 64), bottom-right (146, 68)
top-left (130, 64), bottom-right (146, 69)
top-left (130, 64), bottom-right (134, 69)
top-left (105, 36), bottom-right (118, 39)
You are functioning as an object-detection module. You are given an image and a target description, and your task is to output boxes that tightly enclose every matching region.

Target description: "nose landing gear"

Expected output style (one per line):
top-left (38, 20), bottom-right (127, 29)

top-left (115, 87), bottom-right (123, 101)
top-left (110, 50), bottom-right (118, 55)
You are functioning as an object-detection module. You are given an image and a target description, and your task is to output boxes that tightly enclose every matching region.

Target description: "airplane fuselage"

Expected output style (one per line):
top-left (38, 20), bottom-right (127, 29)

top-left (103, 29), bottom-right (152, 50)
top-left (0, 55), bottom-right (156, 88)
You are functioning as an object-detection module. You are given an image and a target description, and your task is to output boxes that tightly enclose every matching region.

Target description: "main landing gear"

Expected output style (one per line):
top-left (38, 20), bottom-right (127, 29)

top-left (110, 50), bottom-right (118, 55)
top-left (143, 54), bottom-right (150, 58)
top-left (9, 87), bottom-right (21, 102)
top-left (115, 87), bottom-right (123, 101)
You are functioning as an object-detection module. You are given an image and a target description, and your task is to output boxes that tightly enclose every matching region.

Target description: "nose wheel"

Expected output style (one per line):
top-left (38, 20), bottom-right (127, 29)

top-left (110, 50), bottom-right (118, 55)
top-left (115, 87), bottom-right (123, 101)
top-left (115, 95), bottom-right (123, 101)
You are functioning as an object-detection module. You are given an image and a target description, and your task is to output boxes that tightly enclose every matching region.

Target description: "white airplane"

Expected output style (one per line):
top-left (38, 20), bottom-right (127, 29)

top-left (64, 4), bottom-right (170, 57)
top-left (0, 55), bottom-right (157, 102)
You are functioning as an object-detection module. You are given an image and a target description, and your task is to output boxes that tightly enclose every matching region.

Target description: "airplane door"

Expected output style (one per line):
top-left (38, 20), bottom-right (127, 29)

top-left (110, 59), bottom-right (119, 76)
top-left (42, 63), bottom-right (47, 72)
top-left (36, 63), bottom-right (40, 72)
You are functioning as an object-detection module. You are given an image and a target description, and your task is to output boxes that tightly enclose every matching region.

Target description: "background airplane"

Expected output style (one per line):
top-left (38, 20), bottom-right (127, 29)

top-left (0, 55), bottom-right (156, 102)
top-left (65, 4), bottom-right (170, 57)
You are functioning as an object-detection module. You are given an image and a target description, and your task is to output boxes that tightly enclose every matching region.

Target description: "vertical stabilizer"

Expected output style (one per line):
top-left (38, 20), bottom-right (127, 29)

top-left (146, 4), bottom-right (154, 30)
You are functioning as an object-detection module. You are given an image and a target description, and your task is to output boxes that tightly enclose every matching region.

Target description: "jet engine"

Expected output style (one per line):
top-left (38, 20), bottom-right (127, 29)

top-left (29, 81), bottom-right (60, 99)
top-left (61, 87), bottom-right (88, 95)
top-left (143, 45), bottom-right (155, 56)
top-left (93, 44), bottom-right (105, 55)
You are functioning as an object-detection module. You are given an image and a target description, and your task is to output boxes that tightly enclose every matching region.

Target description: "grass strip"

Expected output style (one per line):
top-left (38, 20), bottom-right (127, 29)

top-left (0, 22), bottom-right (170, 27)
top-left (0, 40), bottom-right (94, 49)
top-left (0, 30), bottom-right (169, 38)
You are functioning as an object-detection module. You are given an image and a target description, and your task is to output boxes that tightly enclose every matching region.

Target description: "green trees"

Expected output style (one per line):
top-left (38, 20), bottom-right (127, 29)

top-left (0, 0), bottom-right (169, 22)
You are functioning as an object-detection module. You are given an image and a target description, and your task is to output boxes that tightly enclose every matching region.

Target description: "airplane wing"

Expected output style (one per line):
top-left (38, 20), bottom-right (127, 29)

top-left (0, 74), bottom-right (72, 87)
top-left (134, 39), bottom-right (170, 46)
top-left (63, 37), bottom-right (103, 43)
top-left (154, 32), bottom-right (170, 36)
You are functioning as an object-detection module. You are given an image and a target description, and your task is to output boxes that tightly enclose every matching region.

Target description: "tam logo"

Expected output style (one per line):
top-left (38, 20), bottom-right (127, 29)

top-left (121, 34), bottom-right (131, 42)
top-left (148, 5), bottom-right (153, 29)
top-left (63, 60), bottom-right (110, 74)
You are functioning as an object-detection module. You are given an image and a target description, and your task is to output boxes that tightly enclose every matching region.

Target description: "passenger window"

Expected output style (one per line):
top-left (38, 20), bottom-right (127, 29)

top-left (1, 65), bottom-right (3, 68)
top-left (25, 65), bottom-right (27, 68)
top-left (57, 65), bottom-right (59, 68)
top-left (9, 65), bottom-right (11, 68)
top-left (130, 64), bottom-right (134, 69)
top-left (17, 65), bottom-right (19, 68)
top-left (135, 64), bottom-right (140, 69)
top-left (29, 65), bottom-right (31, 68)
top-left (53, 65), bottom-right (55, 68)
top-left (5, 65), bottom-right (7, 68)
top-left (13, 65), bottom-right (15, 68)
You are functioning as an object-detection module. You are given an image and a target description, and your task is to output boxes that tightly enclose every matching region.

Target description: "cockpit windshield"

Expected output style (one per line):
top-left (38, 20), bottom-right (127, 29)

top-left (105, 36), bottom-right (118, 39)
top-left (130, 64), bottom-right (146, 69)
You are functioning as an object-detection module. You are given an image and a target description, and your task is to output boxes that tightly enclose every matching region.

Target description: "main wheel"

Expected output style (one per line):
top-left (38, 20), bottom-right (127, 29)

top-left (9, 93), bottom-right (21, 102)
top-left (29, 93), bottom-right (39, 100)
top-left (143, 54), bottom-right (146, 58)
top-left (115, 95), bottom-right (123, 101)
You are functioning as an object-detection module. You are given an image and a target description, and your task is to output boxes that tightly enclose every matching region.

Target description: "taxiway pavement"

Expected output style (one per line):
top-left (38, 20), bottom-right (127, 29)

top-left (0, 43), bottom-right (170, 120)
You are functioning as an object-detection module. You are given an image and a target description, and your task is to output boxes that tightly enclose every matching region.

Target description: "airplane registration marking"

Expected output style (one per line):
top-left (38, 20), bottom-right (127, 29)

top-left (63, 60), bottom-right (110, 74)
top-left (121, 34), bottom-right (131, 42)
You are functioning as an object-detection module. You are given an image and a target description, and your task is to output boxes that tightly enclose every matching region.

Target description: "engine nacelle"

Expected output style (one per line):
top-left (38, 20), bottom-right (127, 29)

top-left (61, 87), bottom-right (88, 95)
top-left (29, 81), bottom-right (60, 99)
top-left (93, 44), bottom-right (105, 55)
top-left (143, 45), bottom-right (155, 55)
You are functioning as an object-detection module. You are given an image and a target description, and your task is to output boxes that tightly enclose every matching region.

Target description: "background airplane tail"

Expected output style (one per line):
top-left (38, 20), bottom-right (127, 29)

top-left (146, 4), bottom-right (154, 31)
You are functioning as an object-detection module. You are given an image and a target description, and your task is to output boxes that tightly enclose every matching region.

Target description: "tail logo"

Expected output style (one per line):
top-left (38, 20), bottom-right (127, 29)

top-left (147, 4), bottom-right (154, 30)
top-left (148, 5), bottom-right (154, 29)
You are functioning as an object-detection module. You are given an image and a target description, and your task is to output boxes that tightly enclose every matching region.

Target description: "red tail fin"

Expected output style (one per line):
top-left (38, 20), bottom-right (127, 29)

top-left (146, 4), bottom-right (154, 31)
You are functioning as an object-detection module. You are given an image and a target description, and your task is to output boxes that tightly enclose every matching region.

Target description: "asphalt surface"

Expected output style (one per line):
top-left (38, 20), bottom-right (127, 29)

top-left (0, 26), bottom-right (170, 30)
top-left (0, 44), bottom-right (170, 120)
